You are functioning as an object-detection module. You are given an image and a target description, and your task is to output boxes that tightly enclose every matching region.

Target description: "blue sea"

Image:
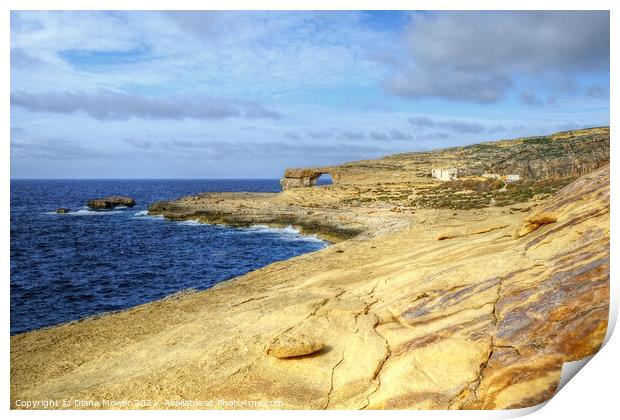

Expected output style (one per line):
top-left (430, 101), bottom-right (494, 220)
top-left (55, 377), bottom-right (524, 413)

top-left (10, 179), bottom-right (329, 335)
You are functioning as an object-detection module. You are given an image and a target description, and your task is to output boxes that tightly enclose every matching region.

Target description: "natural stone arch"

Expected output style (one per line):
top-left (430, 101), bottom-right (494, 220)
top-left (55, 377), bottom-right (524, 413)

top-left (280, 168), bottom-right (336, 190)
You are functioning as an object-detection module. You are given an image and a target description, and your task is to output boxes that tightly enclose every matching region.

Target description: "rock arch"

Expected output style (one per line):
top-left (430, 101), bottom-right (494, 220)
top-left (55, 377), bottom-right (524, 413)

top-left (280, 168), bottom-right (336, 190)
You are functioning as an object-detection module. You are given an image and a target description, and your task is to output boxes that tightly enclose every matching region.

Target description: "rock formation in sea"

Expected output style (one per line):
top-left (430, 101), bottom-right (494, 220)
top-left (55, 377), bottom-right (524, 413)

top-left (10, 127), bottom-right (610, 409)
top-left (87, 196), bottom-right (136, 210)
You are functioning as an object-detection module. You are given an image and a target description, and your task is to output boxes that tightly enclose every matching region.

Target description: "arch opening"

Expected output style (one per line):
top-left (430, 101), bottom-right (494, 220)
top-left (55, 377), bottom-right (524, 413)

top-left (315, 173), bottom-right (333, 186)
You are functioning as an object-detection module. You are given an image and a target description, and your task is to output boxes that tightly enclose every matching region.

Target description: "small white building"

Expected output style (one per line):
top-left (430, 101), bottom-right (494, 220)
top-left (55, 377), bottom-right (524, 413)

top-left (431, 168), bottom-right (458, 181)
top-left (506, 174), bottom-right (521, 183)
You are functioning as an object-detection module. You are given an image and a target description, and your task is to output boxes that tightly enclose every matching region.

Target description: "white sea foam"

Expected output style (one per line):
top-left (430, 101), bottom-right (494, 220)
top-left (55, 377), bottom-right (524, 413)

top-left (131, 210), bottom-right (165, 220)
top-left (46, 207), bottom-right (123, 216)
top-left (178, 219), bottom-right (203, 226)
top-left (133, 210), bottom-right (149, 217)
top-left (240, 224), bottom-right (326, 244)
top-left (242, 224), bottom-right (298, 234)
top-left (243, 224), bottom-right (271, 231)
top-left (273, 225), bottom-right (302, 235)
top-left (48, 206), bottom-right (326, 245)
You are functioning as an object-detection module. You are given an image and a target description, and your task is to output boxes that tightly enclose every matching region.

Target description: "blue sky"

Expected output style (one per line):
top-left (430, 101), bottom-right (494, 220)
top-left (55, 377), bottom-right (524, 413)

top-left (10, 11), bottom-right (610, 178)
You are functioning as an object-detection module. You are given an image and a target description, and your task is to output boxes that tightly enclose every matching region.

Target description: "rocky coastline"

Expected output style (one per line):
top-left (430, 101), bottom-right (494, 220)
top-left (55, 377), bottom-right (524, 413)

top-left (147, 192), bottom-right (412, 242)
top-left (10, 127), bottom-right (610, 409)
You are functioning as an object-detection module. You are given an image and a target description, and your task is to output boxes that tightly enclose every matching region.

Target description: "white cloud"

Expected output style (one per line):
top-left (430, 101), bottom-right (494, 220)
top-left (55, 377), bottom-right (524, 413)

top-left (11, 89), bottom-right (282, 121)
top-left (9, 11), bottom-right (610, 177)
top-left (408, 116), bottom-right (485, 133)
top-left (387, 11), bottom-right (609, 103)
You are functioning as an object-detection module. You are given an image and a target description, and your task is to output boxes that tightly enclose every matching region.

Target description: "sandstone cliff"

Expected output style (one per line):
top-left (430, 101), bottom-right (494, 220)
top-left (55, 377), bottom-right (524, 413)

top-left (149, 127), bottom-right (609, 236)
top-left (278, 126), bottom-right (609, 188)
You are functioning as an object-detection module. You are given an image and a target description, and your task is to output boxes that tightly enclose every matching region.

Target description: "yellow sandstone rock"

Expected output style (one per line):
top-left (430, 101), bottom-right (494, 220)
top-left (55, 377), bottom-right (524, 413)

top-left (437, 232), bottom-right (457, 240)
top-left (514, 212), bottom-right (558, 238)
top-left (527, 212), bottom-right (558, 225)
top-left (267, 334), bottom-right (324, 358)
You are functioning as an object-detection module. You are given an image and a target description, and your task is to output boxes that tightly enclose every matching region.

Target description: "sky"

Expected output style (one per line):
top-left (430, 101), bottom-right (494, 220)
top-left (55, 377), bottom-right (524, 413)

top-left (10, 10), bottom-right (610, 178)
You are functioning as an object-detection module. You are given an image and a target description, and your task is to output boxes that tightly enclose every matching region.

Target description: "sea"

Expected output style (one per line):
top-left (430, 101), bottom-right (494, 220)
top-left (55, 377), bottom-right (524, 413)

top-left (10, 179), bottom-right (330, 335)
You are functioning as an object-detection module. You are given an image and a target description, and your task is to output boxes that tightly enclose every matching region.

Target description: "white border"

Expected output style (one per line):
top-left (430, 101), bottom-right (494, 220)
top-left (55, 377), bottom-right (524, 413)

top-left (2, 1), bottom-right (616, 419)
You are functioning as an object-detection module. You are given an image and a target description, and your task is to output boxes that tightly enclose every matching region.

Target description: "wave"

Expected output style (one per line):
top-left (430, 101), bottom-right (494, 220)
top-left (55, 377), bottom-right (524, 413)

top-left (58, 206), bottom-right (326, 244)
top-left (239, 224), bottom-right (326, 244)
top-left (242, 224), bottom-right (299, 235)
top-left (178, 219), bottom-right (203, 226)
top-left (46, 207), bottom-right (123, 216)
top-left (46, 207), bottom-right (325, 243)
top-left (163, 220), bottom-right (325, 243)
top-left (296, 233), bottom-right (325, 244)
top-left (131, 210), bottom-right (165, 220)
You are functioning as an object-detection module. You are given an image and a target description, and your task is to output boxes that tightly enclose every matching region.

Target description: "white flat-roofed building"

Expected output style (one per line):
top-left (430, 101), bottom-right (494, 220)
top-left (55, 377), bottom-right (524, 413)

top-left (506, 174), bottom-right (521, 183)
top-left (431, 168), bottom-right (458, 181)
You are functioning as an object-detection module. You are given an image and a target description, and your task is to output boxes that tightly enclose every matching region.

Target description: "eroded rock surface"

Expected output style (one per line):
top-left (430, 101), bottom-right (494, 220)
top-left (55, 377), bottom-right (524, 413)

top-left (267, 334), bottom-right (324, 358)
top-left (148, 191), bottom-right (413, 242)
top-left (280, 126), bottom-right (609, 186)
top-left (513, 211), bottom-right (558, 238)
top-left (11, 164), bottom-right (609, 409)
top-left (87, 196), bottom-right (135, 210)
